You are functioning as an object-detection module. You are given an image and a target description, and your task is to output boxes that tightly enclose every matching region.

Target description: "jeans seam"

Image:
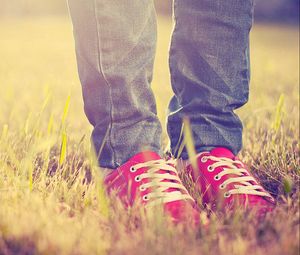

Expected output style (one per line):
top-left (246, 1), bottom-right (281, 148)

top-left (92, 0), bottom-right (118, 167)
top-left (169, 0), bottom-right (179, 97)
top-left (169, 0), bottom-right (183, 157)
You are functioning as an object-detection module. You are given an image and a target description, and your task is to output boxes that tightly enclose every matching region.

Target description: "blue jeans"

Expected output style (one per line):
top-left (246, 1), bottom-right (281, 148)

top-left (68, 0), bottom-right (253, 169)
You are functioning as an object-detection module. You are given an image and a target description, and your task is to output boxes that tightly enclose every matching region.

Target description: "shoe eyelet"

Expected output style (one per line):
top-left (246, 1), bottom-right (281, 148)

top-left (214, 175), bottom-right (220, 181)
top-left (224, 192), bottom-right (231, 198)
top-left (201, 156), bottom-right (208, 163)
top-left (219, 184), bottom-right (226, 190)
top-left (130, 166), bottom-right (136, 172)
top-left (207, 165), bottom-right (214, 172)
top-left (143, 195), bottom-right (149, 201)
top-left (135, 175), bottom-right (141, 182)
top-left (139, 185), bottom-right (146, 191)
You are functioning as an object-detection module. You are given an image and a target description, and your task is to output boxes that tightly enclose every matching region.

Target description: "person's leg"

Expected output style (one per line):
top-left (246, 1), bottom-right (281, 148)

top-left (68, 0), bottom-right (162, 168)
top-left (168, 0), bottom-right (253, 158)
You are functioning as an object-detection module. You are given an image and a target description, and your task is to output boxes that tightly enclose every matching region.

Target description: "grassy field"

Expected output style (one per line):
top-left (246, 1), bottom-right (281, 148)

top-left (0, 16), bottom-right (299, 255)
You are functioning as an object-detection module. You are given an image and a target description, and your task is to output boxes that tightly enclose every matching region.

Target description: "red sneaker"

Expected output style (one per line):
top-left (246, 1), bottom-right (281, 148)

top-left (104, 151), bottom-right (200, 223)
top-left (183, 148), bottom-right (275, 215)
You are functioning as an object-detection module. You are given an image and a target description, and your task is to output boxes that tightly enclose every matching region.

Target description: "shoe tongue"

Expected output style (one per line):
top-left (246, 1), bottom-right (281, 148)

top-left (130, 151), bottom-right (161, 163)
top-left (209, 147), bottom-right (235, 159)
top-left (133, 152), bottom-right (182, 194)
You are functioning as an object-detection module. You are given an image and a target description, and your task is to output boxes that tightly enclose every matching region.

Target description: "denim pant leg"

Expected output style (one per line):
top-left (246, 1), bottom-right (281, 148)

top-left (167, 0), bottom-right (254, 159)
top-left (68, 0), bottom-right (162, 168)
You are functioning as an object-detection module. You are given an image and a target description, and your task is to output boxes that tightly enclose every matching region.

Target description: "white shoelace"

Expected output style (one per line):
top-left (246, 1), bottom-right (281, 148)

top-left (202, 155), bottom-right (273, 199)
top-left (131, 159), bottom-right (194, 207)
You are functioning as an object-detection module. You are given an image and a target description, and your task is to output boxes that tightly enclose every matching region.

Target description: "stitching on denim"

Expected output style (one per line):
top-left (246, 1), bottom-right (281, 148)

top-left (92, 0), bottom-right (118, 167)
top-left (169, 0), bottom-right (179, 97)
top-left (168, 0), bottom-right (183, 158)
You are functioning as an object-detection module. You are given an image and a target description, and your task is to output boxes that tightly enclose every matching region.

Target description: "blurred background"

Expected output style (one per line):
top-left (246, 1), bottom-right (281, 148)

top-left (0, 0), bottom-right (299, 23)
top-left (0, 0), bottom-right (298, 142)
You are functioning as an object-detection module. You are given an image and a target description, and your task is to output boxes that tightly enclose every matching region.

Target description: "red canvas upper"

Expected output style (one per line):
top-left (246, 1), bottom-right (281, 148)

top-left (104, 151), bottom-right (200, 224)
top-left (186, 147), bottom-right (275, 215)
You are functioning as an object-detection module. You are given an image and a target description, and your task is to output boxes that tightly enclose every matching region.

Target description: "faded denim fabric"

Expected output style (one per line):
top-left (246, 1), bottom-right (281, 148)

top-left (68, 0), bottom-right (253, 169)
top-left (168, 0), bottom-right (253, 159)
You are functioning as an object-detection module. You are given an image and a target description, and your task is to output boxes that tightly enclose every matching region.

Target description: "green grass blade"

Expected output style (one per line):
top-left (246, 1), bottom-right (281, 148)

top-left (47, 113), bottom-right (54, 135)
top-left (59, 131), bottom-right (68, 165)
top-left (61, 94), bottom-right (71, 128)
top-left (183, 117), bottom-right (199, 175)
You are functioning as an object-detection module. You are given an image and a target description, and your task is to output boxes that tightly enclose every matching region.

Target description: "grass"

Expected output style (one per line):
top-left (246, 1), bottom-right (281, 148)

top-left (0, 15), bottom-right (299, 255)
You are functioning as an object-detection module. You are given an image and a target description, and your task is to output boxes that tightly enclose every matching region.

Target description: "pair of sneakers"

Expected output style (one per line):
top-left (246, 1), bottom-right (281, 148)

top-left (104, 148), bottom-right (275, 224)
